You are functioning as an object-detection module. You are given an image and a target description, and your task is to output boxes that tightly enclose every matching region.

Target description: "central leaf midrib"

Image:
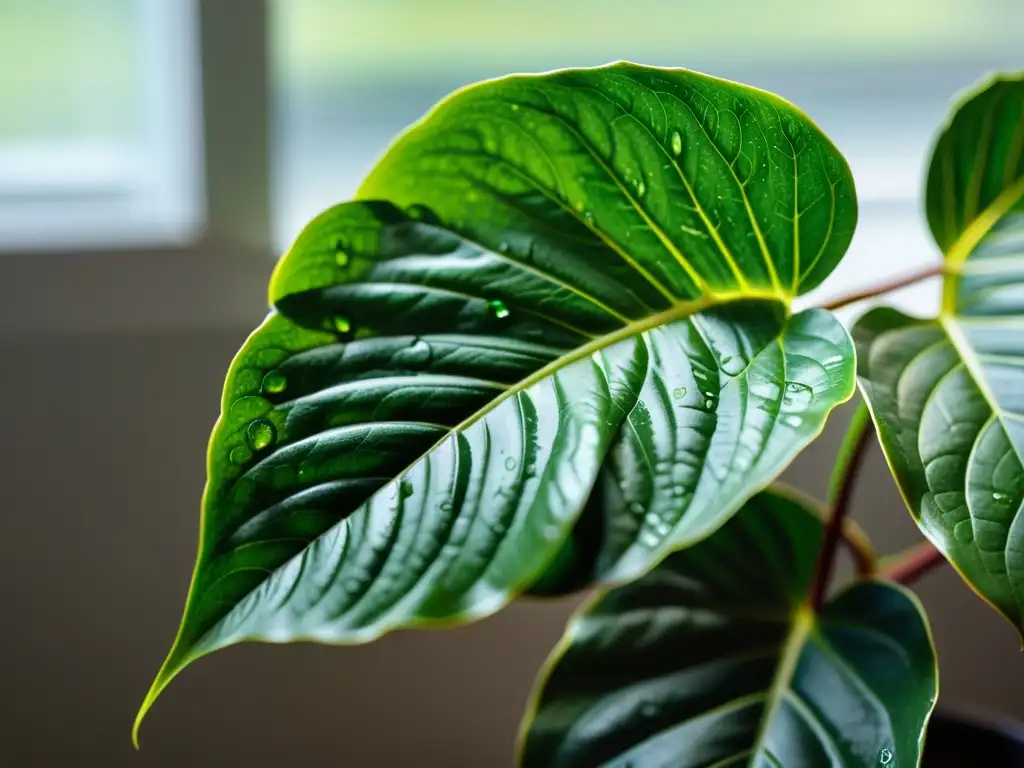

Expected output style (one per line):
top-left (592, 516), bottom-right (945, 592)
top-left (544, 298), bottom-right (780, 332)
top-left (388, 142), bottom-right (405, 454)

top-left (745, 604), bottom-right (813, 765)
top-left (942, 172), bottom-right (1024, 311)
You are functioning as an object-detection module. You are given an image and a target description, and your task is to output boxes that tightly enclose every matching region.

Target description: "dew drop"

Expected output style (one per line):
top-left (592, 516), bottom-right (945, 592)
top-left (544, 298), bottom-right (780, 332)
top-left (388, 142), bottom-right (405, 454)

top-left (246, 418), bottom-right (276, 451)
top-left (332, 315), bottom-right (352, 334)
top-left (574, 199), bottom-right (585, 212)
top-left (639, 530), bottom-right (660, 547)
top-left (673, 485), bottom-right (685, 498)
top-left (487, 299), bottom-right (511, 319)
top-left (719, 355), bottom-right (746, 377)
top-left (782, 414), bottom-right (803, 428)
top-left (782, 381), bottom-right (813, 411)
top-left (510, 103), bottom-right (520, 112)
top-left (504, 456), bottom-right (518, 471)
top-left (635, 179), bottom-right (646, 197)
top-left (498, 241), bottom-right (510, 253)
top-left (261, 370), bottom-right (287, 395)
top-left (954, 520), bottom-right (974, 543)
top-left (654, 461), bottom-right (670, 473)
top-left (439, 500), bottom-right (454, 513)
top-left (229, 445), bottom-right (252, 465)
top-left (705, 398), bottom-right (715, 410)
top-left (672, 386), bottom-right (687, 399)
top-left (670, 131), bottom-right (683, 156)
top-left (335, 249), bottom-right (349, 268)
top-left (584, 211), bottom-right (595, 223)
top-left (993, 491), bottom-right (1010, 503)
top-left (402, 338), bottom-right (432, 368)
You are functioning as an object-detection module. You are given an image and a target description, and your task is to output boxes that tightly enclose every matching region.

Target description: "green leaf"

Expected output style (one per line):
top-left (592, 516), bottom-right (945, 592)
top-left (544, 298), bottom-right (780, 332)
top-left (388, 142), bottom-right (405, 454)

top-left (137, 63), bottom-right (859, 739)
top-left (854, 73), bottom-right (1024, 635)
top-left (518, 488), bottom-right (938, 768)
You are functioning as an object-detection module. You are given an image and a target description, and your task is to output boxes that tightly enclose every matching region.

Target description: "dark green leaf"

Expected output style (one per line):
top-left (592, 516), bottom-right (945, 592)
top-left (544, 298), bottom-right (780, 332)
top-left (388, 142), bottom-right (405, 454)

top-left (519, 489), bottom-right (938, 768)
top-left (137, 63), bottom-right (859, 738)
top-left (855, 73), bottom-right (1024, 635)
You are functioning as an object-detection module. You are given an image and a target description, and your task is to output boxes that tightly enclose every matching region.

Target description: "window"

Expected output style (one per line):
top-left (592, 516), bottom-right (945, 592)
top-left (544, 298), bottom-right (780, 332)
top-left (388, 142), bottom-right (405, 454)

top-left (0, 0), bottom-right (202, 250)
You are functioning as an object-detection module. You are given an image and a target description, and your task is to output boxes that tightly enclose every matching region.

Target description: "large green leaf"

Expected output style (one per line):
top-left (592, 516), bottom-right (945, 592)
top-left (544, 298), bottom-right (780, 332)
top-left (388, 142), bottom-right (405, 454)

top-left (137, 64), bottom-right (858, 738)
top-left (519, 488), bottom-right (938, 768)
top-left (854, 73), bottom-right (1024, 634)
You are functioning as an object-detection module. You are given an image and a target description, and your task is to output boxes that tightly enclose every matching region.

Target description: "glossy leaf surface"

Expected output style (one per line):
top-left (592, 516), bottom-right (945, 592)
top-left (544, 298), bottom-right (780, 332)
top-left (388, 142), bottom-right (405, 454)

top-left (855, 74), bottom-right (1024, 634)
top-left (519, 489), bottom-right (938, 768)
top-left (138, 63), bottom-right (859, 737)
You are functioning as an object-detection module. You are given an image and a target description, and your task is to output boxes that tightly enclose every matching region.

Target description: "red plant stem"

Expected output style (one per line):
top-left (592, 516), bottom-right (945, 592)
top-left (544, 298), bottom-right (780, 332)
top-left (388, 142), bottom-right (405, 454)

top-left (810, 404), bottom-right (875, 611)
top-left (881, 541), bottom-right (946, 584)
top-left (818, 265), bottom-right (945, 311)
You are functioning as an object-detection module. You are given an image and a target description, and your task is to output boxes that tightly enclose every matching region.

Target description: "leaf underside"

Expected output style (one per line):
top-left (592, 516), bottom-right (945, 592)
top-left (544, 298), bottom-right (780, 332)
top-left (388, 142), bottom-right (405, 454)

top-left (137, 63), bottom-right (858, 737)
top-left (855, 73), bottom-right (1024, 636)
top-left (519, 489), bottom-right (938, 768)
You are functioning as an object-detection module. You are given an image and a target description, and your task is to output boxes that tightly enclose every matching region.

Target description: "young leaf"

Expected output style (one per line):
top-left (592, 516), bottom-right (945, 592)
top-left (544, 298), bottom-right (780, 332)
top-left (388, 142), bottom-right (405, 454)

top-left (137, 63), bottom-right (859, 738)
top-left (519, 489), bottom-right (938, 768)
top-left (854, 74), bottom-right (1024, 635)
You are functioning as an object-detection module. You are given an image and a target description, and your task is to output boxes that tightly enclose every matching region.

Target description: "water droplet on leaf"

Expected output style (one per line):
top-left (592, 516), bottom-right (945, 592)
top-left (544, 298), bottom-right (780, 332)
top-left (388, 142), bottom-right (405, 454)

top-left (672, 386), bottom-right (687, 399)
top-left (504, 456), bottom-right (517, 471)
top-left (782, 414), bottom-right (803, 428)
top-left (993, 491), bottom-right (1009, 503)
top-left (229, 445), bottom-right (252, 465)
top-left (671, 131), bottom-right (683, 156)
top-left (705, 398), bottom-right (714, 410)
top-left (246, 418), bottom-right (276, 451)
top-left (720, 355), bottom-right (746, 377)
top-left (487, 300), bottom-right (510, 319)
top-left (261, 370), bottom-right (287, 395)
top-left (635, 179), bottom-right (646, 197)
top-left (402, 338), bottom-right (432, 367)
top-left (782, 381), bottom-right (813, 411)
top-left (332, 315), bottom-right (352, 334)
top-left (954, 520), bottom-right (973, 543)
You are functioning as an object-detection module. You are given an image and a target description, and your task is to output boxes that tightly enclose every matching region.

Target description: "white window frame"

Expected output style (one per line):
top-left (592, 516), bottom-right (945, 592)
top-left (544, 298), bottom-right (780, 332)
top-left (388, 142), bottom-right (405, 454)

top-left (0, 0), bottom-right (274, 337)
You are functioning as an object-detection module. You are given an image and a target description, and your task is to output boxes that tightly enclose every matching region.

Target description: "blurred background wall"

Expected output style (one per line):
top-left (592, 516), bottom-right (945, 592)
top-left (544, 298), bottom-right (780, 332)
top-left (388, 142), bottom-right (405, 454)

top-left (1, 1), bottom-right (1023, 765)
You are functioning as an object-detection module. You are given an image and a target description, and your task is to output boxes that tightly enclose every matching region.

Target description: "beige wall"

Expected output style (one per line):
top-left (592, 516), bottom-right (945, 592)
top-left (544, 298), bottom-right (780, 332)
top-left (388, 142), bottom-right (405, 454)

top-left (1, 328), bottom-right (1022, 766)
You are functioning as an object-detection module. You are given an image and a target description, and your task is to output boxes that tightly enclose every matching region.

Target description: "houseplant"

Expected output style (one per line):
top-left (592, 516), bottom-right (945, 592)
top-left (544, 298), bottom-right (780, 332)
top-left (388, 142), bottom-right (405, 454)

top-left (134, 63), bottom-right (1024, 765)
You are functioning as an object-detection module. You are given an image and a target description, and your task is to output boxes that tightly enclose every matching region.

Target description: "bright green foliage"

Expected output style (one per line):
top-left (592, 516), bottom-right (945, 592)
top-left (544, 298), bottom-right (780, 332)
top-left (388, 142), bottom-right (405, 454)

top-left (136, 63), bottom-right (859, 740)
top-left (519, 489), bottom-right (938, 768)
top-left (855, 74), bottom-right (1024, 635)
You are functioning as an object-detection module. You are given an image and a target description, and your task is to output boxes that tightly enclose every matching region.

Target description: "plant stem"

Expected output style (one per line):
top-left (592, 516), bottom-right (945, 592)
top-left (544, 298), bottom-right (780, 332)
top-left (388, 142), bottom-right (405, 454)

top-left (818, 265), bottom-right (945, 311)
top-left (839, 518), bottom-right (877, 579)
top-left (880, 541), bottom-right (946, 584)
top-left (810, 403), bottom-right (875, 611)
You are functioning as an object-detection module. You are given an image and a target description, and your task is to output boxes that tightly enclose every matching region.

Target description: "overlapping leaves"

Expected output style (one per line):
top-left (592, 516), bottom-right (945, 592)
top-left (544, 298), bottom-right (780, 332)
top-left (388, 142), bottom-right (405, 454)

top-left (136, 63), bottom-right (858, 738)
top-left (855, 74), bottom-right (1024, 635)
top-left (519, 489), bottom-right (938, 768)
